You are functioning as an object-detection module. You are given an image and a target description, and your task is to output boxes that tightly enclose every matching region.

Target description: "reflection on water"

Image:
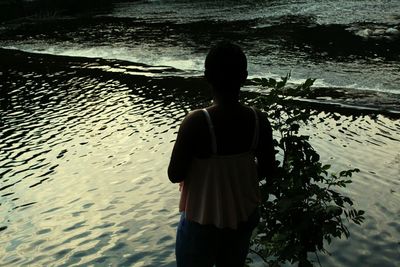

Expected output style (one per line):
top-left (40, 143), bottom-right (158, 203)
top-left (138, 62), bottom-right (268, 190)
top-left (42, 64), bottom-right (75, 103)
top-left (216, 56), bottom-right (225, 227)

top-left (302, 113), bottom-right (400, 267)
top-left (0, 67), bottom-right (193, 266)
top-left (1, 56), bottom-right (399, 266)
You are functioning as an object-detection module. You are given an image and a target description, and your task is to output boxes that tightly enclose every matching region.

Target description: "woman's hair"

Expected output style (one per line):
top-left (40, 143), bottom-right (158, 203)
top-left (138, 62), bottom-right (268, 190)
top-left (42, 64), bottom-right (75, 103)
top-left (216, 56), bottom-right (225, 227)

top-left (205, 41), bottom-right (247, 94)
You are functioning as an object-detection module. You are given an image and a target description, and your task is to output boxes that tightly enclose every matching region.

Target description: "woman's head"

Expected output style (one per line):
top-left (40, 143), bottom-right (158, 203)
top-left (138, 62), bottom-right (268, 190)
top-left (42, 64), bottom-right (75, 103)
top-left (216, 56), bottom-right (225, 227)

top-left (205, 41), bottom-right (248, 97)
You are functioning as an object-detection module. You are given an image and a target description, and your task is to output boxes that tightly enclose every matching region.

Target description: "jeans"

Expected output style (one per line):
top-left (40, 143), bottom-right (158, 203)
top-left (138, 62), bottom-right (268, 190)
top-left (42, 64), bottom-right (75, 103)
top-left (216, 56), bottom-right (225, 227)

top-left (175, 209), bottom-right (259, 267)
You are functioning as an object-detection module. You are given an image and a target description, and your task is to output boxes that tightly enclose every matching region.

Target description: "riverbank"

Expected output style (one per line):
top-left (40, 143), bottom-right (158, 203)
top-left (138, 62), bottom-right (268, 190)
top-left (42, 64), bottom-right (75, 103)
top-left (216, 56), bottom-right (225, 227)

top-left (0, 0), bottom-right (133, 22)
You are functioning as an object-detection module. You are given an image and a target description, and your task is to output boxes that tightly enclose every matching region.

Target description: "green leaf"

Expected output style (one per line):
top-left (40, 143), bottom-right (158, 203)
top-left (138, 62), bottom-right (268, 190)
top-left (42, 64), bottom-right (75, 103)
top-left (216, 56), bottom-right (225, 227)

top-left (322, 164), bottom-right (331, 170)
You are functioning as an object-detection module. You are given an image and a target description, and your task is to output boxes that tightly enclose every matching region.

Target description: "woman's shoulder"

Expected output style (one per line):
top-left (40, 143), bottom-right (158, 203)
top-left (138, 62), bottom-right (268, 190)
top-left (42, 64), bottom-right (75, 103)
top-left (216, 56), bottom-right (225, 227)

top-left (182, 109), bottom-right (206, 124)
top-left (178, 109), bottom-right (207, 134)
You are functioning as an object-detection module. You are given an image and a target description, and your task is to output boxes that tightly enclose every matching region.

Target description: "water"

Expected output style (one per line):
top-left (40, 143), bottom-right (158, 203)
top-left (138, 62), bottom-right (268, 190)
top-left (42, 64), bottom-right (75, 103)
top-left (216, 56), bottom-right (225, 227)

top-left (1, 0), bottom-right (400, 94)
top-left (1, 0), bottom-right (400, 266)
top-left (111, 0), bottom-right (400, 28)
top-left (0, 66), bottom-right (184, 266)
top-left (1, 49), bottom-right (399, 266)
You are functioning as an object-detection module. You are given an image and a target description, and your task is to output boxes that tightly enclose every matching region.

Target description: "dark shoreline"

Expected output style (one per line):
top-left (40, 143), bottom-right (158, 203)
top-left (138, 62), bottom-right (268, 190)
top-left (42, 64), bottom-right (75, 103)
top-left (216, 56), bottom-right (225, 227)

top-left (1, 47), bottom-right (399, 118)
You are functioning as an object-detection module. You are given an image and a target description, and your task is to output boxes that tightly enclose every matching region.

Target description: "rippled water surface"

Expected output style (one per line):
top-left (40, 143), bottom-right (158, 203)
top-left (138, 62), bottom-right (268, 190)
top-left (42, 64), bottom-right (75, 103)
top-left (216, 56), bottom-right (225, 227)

top-left (0, 67), bottom-right (189, 266)
top-left (1, 54), bottom-right (399, 266)
top-left (112, 0), bottom-right (400, 25)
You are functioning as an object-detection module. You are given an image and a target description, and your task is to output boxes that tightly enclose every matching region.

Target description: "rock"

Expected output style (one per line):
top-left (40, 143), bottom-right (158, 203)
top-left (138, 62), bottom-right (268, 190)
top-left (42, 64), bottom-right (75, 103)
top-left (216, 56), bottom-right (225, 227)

top-left (385, 27), bottom-right (399, 35)
top-left (355, 28), bottom-right (372, 38)
top-left (373, 28), bottom-right (385, 36)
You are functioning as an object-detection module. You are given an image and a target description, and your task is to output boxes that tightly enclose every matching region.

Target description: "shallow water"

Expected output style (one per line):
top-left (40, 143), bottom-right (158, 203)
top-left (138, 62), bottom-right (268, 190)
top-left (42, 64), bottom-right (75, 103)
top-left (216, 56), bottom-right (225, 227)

top-left (1, 51), bottom-right (399, 266)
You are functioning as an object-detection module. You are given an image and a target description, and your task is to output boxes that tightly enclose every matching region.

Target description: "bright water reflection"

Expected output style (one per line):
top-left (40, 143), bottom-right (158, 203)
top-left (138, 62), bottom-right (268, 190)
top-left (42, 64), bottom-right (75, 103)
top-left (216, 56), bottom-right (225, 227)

top-left (0, 69), bottom-right (191, 266)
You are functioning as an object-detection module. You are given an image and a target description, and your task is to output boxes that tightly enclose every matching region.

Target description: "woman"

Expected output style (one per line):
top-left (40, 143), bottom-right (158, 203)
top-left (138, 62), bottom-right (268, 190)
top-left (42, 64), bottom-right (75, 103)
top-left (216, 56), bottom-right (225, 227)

top-left (168, 41), bottom-right (275, 267)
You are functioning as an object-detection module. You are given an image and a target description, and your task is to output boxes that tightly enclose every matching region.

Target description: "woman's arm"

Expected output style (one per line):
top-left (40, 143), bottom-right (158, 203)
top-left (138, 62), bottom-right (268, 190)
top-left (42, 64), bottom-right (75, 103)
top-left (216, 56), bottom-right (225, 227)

top-left (167, 110), bottom-right (202, 183)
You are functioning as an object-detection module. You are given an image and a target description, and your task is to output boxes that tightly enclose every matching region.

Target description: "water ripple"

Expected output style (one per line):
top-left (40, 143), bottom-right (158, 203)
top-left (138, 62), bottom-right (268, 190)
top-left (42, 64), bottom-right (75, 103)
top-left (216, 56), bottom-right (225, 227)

top-left (1, 57), bottom-right (399, 267)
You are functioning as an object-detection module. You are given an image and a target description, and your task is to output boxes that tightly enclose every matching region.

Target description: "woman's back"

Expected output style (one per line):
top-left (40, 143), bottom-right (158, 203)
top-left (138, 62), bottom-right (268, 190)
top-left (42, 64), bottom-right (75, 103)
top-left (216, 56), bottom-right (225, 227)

top-left (202, 104), bottom-right (257, 155)
top-left (179, 105), bottom-right (261, 229)
top-left (186, 104), bottom-right (260, 158)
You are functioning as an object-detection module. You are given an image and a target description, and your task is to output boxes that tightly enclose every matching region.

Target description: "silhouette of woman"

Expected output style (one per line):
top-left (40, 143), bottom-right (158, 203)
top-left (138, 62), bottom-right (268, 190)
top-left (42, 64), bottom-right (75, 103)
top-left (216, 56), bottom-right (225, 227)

top-left (168, 41), bottom-right (276, 267)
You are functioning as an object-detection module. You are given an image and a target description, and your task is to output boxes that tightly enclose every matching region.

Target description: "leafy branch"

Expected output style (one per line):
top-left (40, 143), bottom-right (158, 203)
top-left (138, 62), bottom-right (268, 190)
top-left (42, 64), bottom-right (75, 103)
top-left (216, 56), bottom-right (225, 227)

top-left (249, 74), bottom-right (365, 266)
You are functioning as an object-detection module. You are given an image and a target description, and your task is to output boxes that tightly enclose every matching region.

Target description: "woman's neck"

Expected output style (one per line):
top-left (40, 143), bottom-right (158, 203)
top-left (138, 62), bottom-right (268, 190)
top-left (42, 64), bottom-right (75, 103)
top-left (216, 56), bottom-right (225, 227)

top-left (212, 97), bottom-right (241, 107)
top-left (211, 88), bottom-right (240, 107)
